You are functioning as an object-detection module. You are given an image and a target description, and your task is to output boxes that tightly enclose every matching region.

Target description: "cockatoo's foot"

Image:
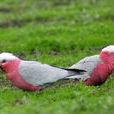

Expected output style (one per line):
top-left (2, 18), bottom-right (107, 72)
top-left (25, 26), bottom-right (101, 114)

top-left (35, 86), bottom-right (43, 93)
top-left (36, 85), bottom-right (43, 92)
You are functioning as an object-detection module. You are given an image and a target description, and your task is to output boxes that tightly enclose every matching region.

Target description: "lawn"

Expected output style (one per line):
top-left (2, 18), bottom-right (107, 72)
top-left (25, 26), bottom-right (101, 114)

top-left (0, 0), bottom-right (114, 114)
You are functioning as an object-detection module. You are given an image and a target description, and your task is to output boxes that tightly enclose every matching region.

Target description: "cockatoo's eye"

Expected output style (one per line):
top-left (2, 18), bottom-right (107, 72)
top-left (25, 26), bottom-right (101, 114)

top-left (2, 59), bottom-right (7, 63)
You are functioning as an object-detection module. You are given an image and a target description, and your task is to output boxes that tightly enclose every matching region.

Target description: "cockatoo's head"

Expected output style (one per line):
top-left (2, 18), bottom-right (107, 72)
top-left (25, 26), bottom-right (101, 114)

top-left (0, 52), bottom-right (19, 66)
top-left (100, 45), bottom-right (114, 64)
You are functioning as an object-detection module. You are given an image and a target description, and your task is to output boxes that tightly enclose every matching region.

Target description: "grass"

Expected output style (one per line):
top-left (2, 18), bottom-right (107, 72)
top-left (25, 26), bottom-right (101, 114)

top-left (0, 0), bottom-right (114, 113)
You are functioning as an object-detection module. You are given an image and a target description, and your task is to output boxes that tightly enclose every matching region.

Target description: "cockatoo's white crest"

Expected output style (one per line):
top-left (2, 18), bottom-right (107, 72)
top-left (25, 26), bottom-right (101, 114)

top-left (0, 52), bottom-right (18, 61)
top-left (102, 45), bottom-right (114, 53)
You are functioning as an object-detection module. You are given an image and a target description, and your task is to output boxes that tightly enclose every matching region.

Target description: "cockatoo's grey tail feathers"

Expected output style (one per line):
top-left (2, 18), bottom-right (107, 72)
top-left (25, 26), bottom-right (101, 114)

top-left (52, 66), bottom-right (86, 73)
top-left (65, 75), bottom-right (84, 79)
top-left (62, 68), bottom-right (86, 72)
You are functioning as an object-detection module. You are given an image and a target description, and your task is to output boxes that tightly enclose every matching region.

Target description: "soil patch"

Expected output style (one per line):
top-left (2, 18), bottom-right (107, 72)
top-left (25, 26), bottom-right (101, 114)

top-left (0, 18), bottom-right (49, 28)
top-left (0, 8), bottom-right (12, 13)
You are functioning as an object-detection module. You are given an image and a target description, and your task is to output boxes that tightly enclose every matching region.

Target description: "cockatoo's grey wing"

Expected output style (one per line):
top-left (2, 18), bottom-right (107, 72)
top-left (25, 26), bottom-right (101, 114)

top-left (19, 61), bottom-right (84, 86)
top-left (19, 61), bottom-right (69, 86)
top-left (67, 55), bottom-right (104, 80)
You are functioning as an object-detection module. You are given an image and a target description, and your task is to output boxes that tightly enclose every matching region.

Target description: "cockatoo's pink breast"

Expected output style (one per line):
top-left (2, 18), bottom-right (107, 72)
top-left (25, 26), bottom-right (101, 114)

top-left (83, 64), bottom-right (112, 85)
top-left (1, 59), bottom-right (42, 91)
top-left (83, 52), bottom-right (114, 85)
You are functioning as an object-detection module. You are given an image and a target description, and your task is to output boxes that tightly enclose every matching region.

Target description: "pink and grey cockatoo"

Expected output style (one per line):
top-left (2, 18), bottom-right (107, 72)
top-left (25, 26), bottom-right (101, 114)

top-left (0, 53), bottom-right (85, 91)
top-left (67, 45), bottom-right (114, 85)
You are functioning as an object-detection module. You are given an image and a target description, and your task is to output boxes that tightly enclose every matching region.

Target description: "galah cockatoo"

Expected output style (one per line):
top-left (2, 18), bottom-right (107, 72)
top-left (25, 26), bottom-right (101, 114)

top-left (0, 53), bottom-right (85, 91)
top-left (67, 45), bottom-right (114, 85)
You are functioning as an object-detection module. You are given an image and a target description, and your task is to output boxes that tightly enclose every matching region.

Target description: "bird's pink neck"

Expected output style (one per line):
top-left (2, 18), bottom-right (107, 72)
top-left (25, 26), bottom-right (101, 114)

top-left (100, 51), bottom-right (114, 71)
top-left (1, 59), bottom-right (21, 73)
top-left (100, 51), bottom-right (114, 64)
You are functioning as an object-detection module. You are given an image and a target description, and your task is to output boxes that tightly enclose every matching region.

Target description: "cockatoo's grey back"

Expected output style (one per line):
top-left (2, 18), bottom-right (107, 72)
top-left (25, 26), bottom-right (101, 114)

top-left (67, 55), bottom-right (104, 80)
top-left (19, 61), bottom-right (81, 86)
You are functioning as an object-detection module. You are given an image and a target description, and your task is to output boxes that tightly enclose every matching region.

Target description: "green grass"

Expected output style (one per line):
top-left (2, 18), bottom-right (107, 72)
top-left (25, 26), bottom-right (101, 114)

top-left (0, 0), bottom-right (114, 113)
